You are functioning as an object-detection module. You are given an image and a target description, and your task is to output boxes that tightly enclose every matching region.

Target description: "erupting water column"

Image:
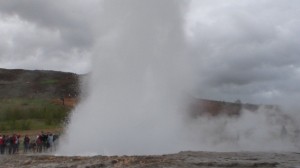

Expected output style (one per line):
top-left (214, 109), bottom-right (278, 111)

top-left (58, 0), bottom-right (190, 155)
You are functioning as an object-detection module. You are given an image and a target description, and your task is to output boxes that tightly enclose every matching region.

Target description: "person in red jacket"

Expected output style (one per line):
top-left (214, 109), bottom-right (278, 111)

top-left (0, 135), bottom-right (4, 154)
top-left (36, 134), bottom-right (43, 153)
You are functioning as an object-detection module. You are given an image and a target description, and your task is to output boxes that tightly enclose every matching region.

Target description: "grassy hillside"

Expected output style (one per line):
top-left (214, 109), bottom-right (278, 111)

top-left (0, 98), bottom-right (70, 132)
top-left (0, 68), bottom-right (80, 134)
top-left (0, 68), bottom-right (276, 135)
top-left (0, 68), bottom-right (80, 99)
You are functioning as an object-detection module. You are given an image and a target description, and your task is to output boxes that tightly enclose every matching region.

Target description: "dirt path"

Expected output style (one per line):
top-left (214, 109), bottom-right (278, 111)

top-left (0, 151), bottom-right (299, 168)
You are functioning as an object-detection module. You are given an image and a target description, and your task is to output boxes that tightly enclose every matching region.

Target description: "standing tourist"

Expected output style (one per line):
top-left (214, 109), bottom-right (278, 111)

top-left (47, 133), bottom-right (54, 152)
top-left (23, 135), bottom-right (30, 153)
top-left (36, 134), bottom-right (43, 153)
top-left (0, 135), bottom-right (4, 154)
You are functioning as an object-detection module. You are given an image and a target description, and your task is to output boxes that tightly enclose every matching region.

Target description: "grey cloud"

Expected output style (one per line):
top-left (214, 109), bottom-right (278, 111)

top-left (0, 1), bottom-right (100, 73)
top-left (188, 0), bottom-right (300, 104)
top-left (1, 0), bottom-right (300, 104)
top-left (0, 1), bottom-right (96, 49)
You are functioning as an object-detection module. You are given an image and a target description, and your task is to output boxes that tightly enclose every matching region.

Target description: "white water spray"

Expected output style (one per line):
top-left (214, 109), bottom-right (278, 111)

top-left (58, 0), bottom-right (300, 155)
top-left (58, 0), bottom-right (191, 155)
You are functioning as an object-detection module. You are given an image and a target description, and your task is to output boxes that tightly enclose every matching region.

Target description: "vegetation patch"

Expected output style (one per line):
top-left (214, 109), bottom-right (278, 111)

top-left (0, 98), bottom-right (70, 132)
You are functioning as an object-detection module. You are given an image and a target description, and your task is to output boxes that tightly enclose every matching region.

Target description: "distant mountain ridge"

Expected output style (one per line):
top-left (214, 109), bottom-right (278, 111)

top-left (0, 68), bottom-right (278, 116)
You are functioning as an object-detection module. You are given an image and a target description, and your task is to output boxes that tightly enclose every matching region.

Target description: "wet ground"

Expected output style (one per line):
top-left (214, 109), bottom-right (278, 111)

top-left (0, 151), bottom-right (299, 168)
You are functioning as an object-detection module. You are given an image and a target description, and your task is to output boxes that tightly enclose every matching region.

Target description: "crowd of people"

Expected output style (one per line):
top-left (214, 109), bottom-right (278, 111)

top-left (0, 131), bottom-right (59, 154)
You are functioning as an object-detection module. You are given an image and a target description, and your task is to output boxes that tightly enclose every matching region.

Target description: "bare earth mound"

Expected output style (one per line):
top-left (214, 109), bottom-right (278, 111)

top-left (0, 151), bottom-right (299, 168)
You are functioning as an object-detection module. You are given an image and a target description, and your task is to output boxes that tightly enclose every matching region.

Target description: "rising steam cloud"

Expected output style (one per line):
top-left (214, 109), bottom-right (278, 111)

top-left (57, 0), bottom-right (300, 155)
top-left (58, 0), bottom-right (191, 155)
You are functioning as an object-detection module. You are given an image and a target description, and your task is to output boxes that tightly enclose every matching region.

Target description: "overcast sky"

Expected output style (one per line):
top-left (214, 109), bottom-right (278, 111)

top-left (0, 0), bottom-right (300, 105)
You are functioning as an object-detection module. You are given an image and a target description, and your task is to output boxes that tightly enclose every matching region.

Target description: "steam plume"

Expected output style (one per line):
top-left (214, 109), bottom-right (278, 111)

top-left (58, 0), bottom-right (300, 155)
top-left (58, 0), bottom-right (190, 155)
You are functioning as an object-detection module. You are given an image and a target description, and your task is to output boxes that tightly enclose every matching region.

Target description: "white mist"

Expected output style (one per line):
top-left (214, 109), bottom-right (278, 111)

top-left (58, 0), bottom-right (191, 155)
top-left (58, 0), bottom-right (300, 156)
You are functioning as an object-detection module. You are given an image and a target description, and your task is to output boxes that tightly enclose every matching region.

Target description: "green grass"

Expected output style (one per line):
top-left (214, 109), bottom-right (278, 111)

top-left (0, 98), bottom-right (70, 132)
top-left (40, 79), bottom-right (58, 85)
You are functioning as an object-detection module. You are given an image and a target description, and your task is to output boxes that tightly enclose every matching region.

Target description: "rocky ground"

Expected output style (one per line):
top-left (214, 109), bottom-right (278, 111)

top-left (0, 151), bottom-right (299, 168)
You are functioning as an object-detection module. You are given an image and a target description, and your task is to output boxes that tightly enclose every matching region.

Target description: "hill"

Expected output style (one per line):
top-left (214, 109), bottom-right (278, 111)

top-left (0, 68), bottom-right (80, 99)
top-left (0, 68), bottom-right (82, 132)
top-left (0, 68), bottom-right (278, 117)
top-left (189, 98), bottom-right (279, 117)
top-left (0, 68), bottom-right (281, 132)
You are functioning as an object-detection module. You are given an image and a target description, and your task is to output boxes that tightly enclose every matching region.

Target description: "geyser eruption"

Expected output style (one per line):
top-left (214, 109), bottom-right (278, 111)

top-left (58, 0), bottom-right (300, 155)
top-left (58, 0), bottom-right (190, 155)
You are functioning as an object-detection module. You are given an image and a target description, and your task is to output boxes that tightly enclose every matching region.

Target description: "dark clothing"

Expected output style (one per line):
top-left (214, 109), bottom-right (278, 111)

top-left (0, 136), bottom-right (4, 154)
top-left (24, 137), bottom-right (30, 153)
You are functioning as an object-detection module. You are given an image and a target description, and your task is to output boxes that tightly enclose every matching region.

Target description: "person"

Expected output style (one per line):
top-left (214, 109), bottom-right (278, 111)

top-left (23, 135), bottom-right (30, 153)
top-left (53, 134), bottom-right (59, 151)
top-left (4, 135), bottom-right (10, 154)
top-left (16, 135), bottom-right (21, 153)
top-left (0, 135), bottom-right (4, 154)
top-left (12, 134), bottom-right (18, 154)
top-left (47, 133), bottom-right (54, 152)
top-left (36, 134), bottom-right (43, 153)
top-left (41, 131), bottom-right (48, 152)
top-left (8, 135), bottom-right (14, 154)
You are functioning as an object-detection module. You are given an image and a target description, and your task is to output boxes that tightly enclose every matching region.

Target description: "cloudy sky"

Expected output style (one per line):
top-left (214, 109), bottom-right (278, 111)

top-left (1, 0), bottom-right (300, 105)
